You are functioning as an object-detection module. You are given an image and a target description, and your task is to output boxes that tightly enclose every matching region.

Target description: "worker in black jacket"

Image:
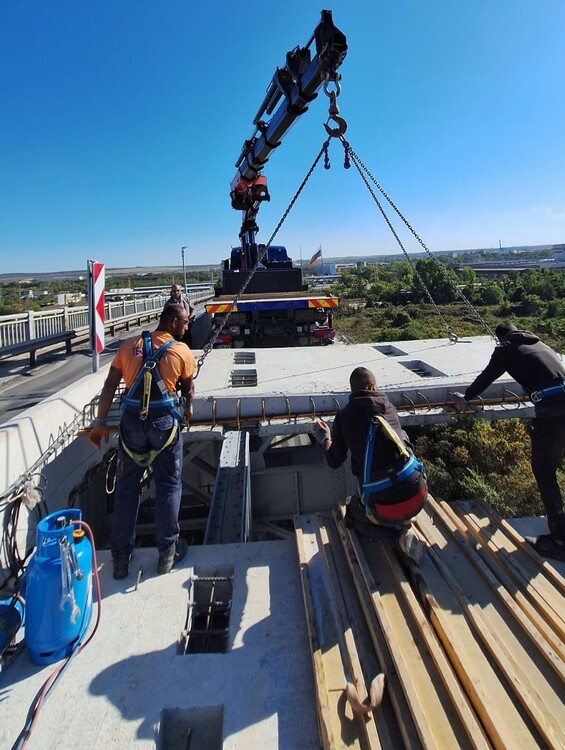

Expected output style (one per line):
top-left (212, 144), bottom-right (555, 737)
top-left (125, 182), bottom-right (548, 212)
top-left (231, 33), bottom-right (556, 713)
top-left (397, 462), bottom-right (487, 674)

top-left (455, 321), bottom-right (565, 562)
top-left (312, 366), bottom-right (424, 563)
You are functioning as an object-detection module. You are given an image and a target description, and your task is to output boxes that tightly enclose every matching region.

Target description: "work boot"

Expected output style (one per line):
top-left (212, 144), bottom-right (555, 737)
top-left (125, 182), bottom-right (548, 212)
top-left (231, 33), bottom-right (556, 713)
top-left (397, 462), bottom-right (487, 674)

top-left (113, 551), bottom-right (132, 580)
top-left (398, 528), bottom-right (425, 565)
top-left (529, 534), bottom-right (565, 563)
top-left (157, 538), bottom-right (188, 575)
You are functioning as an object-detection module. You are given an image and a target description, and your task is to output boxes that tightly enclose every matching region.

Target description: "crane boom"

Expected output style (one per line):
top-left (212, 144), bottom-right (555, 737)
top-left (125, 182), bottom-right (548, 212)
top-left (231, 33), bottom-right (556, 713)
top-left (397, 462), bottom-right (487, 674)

top-left (230, 9), bottom-right (347, 265)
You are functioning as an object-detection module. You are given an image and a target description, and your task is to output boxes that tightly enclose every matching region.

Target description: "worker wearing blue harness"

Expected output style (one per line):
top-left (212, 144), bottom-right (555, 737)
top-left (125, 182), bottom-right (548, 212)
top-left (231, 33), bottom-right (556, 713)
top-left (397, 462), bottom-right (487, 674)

top-left (312, 367), bottom-right (427, 564)
top-left (456, 321), bottom-right (565, 562)
top-left (89, 304), bottom-right (197, 579)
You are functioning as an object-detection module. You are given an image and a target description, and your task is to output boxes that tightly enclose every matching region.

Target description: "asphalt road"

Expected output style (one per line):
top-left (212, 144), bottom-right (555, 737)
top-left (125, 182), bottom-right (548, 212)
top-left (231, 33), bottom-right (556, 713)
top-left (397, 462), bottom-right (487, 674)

top-left (0, 331), bottom-right (130, 425)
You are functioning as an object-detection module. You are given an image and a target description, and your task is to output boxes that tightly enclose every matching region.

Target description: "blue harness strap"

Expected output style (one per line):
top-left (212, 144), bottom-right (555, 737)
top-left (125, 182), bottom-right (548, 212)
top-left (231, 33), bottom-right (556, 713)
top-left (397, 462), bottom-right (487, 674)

top-left (120, 331), bottom-right (184, 422)
top-left (360, 415), bottom-right (425, 513)
top-left (530, 379), bottom-right (565, 404)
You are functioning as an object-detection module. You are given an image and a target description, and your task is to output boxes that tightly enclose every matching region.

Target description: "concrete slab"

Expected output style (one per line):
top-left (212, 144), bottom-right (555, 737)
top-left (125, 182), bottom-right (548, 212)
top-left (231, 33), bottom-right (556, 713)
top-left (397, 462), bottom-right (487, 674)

top-left (0, 540), bottom-right (319, 750)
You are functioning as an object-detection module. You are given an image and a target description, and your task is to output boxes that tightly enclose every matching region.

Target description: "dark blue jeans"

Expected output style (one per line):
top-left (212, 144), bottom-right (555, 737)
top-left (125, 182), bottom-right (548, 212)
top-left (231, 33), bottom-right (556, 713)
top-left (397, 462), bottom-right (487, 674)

top-left (531, 416), bottom-right (565, 541)
top-left (112, 410), bottom-right (183, 557)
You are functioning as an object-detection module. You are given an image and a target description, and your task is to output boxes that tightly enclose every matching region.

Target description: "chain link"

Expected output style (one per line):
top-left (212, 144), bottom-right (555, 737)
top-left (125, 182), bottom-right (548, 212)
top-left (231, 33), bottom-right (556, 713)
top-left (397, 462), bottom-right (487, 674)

top-left (339, 138), bottom-right (496, 340)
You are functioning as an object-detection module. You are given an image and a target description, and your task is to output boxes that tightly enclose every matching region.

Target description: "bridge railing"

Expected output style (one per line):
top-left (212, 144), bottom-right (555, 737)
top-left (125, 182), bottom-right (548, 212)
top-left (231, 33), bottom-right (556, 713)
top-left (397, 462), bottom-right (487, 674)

top-left (0, 289), bottom-right (214, 350)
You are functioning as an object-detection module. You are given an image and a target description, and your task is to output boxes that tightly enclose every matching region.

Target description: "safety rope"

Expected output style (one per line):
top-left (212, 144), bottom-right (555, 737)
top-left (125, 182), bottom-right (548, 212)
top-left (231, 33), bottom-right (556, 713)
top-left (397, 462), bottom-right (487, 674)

top-left (193, 135), bottom-right (332, 378)
top-left (339, 137), bottom-right (496, 340)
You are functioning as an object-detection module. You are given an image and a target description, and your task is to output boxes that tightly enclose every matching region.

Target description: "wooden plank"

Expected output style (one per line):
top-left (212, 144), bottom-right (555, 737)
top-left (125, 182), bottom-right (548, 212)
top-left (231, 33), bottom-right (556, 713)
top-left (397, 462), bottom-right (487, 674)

top-left (417, 506), bottom-right (565, 748)
top-left (334, 513), bottom-right (422, 750)
top-left (319, 520), bottom-right (383, 750)
top-left (345, 523), bottom-right (479, 749)
top-left (451, 501), bottom-right (565, 640)
top-left (295, 514), bottom-right (367, 749)
top-left (440, 500), bottom-right (565, 673)
top-left (415, 510), bottom-right (544, 748)
top-left (464, 499), bottom-right (565, 595)
top-left (375, 541), bottom-right (491, 750)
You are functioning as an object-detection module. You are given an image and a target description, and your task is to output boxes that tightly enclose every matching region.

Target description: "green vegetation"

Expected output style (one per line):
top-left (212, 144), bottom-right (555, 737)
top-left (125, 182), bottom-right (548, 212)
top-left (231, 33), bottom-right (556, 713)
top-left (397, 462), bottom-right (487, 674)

top-left (0, 269), bottom-right (219, 316)
top-left (333, 259), bottom-right (565, 351)
top-left (332, 259), bottom-right (565, 517)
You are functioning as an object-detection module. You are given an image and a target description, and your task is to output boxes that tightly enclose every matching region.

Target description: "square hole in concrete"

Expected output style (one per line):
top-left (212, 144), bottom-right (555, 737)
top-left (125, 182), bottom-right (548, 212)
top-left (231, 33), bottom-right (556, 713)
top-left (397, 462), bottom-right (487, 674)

top-left (401, 360), bottom-right (446, 378)
top-left (158, 705), bottom-right (223, 750)
top-left (373, 344), bottom-right (407, 356)
top-left (179, 568), bottom-right (234, 654)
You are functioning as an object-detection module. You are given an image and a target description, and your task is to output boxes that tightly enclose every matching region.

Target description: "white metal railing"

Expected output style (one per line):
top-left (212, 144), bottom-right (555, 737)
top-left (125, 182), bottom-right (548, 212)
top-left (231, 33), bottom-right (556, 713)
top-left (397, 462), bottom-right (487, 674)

top-left (0, 289), bottom-right (214, 350)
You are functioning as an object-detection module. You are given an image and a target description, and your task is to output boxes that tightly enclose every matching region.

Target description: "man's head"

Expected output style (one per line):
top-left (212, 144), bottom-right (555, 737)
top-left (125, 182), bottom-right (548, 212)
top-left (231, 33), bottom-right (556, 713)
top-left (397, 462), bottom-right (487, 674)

top-left (170, 284), bottom-right (182, 299)
top-left (349, 366), bottom-right (377, 392)
top-left (495, 321), bottom-right (517, 343)
top-left (159, 303), bottom-right (190, 340)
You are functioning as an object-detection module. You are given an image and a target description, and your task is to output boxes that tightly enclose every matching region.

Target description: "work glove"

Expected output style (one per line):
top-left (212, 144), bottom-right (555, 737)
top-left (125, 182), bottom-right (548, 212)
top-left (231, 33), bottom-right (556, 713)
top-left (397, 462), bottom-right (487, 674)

top-left (451, 392), bottom-right (469, 407)
top-left (311, 419), bottom-right (331, 447)
top-left (89, 421), bottom-right (109, 450)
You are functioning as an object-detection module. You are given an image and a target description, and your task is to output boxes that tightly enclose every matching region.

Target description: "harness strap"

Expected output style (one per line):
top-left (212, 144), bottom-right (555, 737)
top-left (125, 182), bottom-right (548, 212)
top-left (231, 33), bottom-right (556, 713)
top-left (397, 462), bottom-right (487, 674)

top-left (530, 380), bottom-right (565, 404)
top-left (362, 415), bottom-right (410, 488)
top-left (119, 421), bottom-right (179, 468)
top-left (119, 331), bottom-right (184, 467)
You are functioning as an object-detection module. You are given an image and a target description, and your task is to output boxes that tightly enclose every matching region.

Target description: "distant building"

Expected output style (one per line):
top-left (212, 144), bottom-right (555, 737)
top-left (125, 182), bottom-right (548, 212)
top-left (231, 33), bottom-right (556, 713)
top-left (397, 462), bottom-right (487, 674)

top-left (55, 292), bottom-right (85, 305)
top-left (553, 244), bottom-right (565, 268)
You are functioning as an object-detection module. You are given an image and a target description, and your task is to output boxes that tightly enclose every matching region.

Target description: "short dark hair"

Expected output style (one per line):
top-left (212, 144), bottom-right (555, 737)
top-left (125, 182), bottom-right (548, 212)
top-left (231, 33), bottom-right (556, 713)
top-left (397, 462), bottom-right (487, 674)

top-left (160, 303), bottom-right (184, 325)
top-left (349, 366), bottom-right (376, 391)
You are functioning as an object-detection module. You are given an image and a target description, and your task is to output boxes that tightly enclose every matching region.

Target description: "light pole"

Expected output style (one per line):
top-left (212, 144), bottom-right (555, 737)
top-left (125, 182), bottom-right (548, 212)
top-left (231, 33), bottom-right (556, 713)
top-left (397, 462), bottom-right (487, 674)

top-left (181, 246), bottom-right (188, 294)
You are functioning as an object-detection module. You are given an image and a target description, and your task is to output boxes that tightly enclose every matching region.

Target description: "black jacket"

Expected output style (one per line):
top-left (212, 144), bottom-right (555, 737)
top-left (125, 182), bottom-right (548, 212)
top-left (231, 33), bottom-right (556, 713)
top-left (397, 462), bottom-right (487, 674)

top-left (465, 330), bottom-right (565, 417)
top-left (325, 390), bottom-right (404, 480)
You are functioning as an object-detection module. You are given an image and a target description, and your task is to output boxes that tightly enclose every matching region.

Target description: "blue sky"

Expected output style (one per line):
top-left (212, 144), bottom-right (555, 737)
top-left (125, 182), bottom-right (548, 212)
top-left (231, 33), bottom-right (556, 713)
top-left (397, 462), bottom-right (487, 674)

top-left (1, 1), bottom-right (564, 273)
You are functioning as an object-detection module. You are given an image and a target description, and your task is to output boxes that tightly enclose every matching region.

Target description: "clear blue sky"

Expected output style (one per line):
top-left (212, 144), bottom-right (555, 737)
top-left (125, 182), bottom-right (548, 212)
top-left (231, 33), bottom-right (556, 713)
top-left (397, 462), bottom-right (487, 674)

top-left (1, 1), bottom-right (564, 273)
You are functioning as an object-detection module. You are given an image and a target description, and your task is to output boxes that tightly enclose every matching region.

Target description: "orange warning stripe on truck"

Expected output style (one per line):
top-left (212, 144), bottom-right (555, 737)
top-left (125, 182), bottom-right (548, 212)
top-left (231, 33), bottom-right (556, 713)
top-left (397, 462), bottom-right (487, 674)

top-left (205, 303), bottom-right (237, 314)
top-left (307, 298), bottom-right (339, 308)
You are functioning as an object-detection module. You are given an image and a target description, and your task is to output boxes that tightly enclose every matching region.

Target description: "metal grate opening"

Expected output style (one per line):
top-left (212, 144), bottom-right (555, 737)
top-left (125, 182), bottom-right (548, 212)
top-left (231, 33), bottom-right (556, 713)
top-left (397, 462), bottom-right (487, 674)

top-left (233, 351), bottom-right (256, 364)
top-left (229, 368), bottom-right (258, 387)
top-left (179, 574), bottom-right (234, 654)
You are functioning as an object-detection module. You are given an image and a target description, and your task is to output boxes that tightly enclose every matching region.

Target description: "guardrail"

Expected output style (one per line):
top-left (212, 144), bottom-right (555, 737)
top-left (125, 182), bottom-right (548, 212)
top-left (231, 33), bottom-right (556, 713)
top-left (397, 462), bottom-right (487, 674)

top-left (0, 289), bottom-right (214, 360)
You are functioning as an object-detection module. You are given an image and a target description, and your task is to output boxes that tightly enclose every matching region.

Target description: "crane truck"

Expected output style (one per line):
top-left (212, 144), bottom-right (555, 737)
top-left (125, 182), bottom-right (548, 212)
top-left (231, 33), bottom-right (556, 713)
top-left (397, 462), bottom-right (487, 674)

top-left (205, 10), bottom-right (346, 348)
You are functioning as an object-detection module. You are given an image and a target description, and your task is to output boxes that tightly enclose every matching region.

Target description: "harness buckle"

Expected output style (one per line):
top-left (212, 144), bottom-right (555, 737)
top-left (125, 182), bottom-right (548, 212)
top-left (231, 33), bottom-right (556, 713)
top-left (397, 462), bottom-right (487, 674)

top-left (530, 390), bottom-right (542, 404)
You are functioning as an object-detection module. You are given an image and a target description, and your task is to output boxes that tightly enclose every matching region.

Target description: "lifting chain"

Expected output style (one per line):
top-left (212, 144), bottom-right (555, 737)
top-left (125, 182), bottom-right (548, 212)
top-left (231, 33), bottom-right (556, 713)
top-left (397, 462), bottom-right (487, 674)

top-left (339, 137), bottom-right (497, 341)
top-left (193, 136), bottom-right (333, 379)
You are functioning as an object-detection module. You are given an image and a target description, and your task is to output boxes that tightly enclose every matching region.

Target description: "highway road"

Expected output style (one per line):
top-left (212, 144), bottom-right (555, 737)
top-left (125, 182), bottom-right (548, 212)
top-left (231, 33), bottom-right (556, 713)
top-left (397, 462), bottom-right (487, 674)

top-left (0, 337), bottom-right (123, 425)
top-left (0, 307), bottom-right (209, 426)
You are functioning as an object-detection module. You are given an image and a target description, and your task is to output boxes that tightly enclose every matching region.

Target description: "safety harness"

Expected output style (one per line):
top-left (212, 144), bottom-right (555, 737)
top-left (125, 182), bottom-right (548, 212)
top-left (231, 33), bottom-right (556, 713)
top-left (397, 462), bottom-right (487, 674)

top-left (119, 331), bottom-right (185, 467)
top-left (530, 378), bottom-right (565, 404)
top-left (360, 416), bottom-right (427, 525)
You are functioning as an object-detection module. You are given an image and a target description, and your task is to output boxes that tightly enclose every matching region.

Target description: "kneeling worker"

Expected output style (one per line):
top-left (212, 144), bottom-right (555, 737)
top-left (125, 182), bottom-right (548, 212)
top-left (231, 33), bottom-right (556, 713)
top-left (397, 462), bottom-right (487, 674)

top-left (89, 303), bottom-right (197, 579)
top-left (312, 366), bottom-right (427, 563)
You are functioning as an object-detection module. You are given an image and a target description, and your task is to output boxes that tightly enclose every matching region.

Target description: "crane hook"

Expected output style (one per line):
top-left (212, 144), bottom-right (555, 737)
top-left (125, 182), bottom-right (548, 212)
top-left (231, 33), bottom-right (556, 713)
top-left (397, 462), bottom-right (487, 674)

top-left (324, 114), bottom-right (348, 138)
top-left (324, 89), bottom-right (347, 137)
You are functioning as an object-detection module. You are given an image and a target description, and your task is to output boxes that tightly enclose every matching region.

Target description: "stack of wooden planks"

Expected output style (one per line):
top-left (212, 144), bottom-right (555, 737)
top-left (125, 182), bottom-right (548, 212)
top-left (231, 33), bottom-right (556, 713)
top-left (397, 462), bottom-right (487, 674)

top-left (295, 497), bottom-right (565, 749)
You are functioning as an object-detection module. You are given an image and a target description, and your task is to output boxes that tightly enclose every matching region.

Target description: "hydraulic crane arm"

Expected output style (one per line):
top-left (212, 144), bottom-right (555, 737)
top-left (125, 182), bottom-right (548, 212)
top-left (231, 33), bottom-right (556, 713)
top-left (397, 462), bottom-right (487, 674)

top-left (230, 10), bottom-right (347, 266)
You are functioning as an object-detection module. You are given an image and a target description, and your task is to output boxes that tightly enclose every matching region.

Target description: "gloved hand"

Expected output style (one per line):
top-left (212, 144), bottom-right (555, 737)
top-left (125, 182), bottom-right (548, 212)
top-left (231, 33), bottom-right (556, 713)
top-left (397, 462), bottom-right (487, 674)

top-left (89, 421), bottom-right (109, 450)
top-left (451, 392), bottom-right (469, 406)
top-left (311, 419), bottom-right (331, 447)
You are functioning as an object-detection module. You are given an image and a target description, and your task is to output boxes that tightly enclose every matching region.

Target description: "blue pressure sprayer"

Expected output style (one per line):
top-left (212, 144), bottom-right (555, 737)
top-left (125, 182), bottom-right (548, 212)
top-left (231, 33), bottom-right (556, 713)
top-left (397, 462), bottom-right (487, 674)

top-left (25, 509), bottom-right (93, 665)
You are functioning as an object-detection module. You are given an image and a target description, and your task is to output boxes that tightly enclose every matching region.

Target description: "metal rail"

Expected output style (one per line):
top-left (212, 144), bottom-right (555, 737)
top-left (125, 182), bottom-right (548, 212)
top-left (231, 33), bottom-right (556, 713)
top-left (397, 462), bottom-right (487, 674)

top-left (0, 289), bottom-right (214, 350)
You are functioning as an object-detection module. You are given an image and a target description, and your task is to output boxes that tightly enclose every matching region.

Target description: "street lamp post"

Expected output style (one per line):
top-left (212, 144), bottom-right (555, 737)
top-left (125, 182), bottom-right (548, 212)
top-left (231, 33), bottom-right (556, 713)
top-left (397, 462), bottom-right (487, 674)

top-left (181, 246), bottom-right (188, 294)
